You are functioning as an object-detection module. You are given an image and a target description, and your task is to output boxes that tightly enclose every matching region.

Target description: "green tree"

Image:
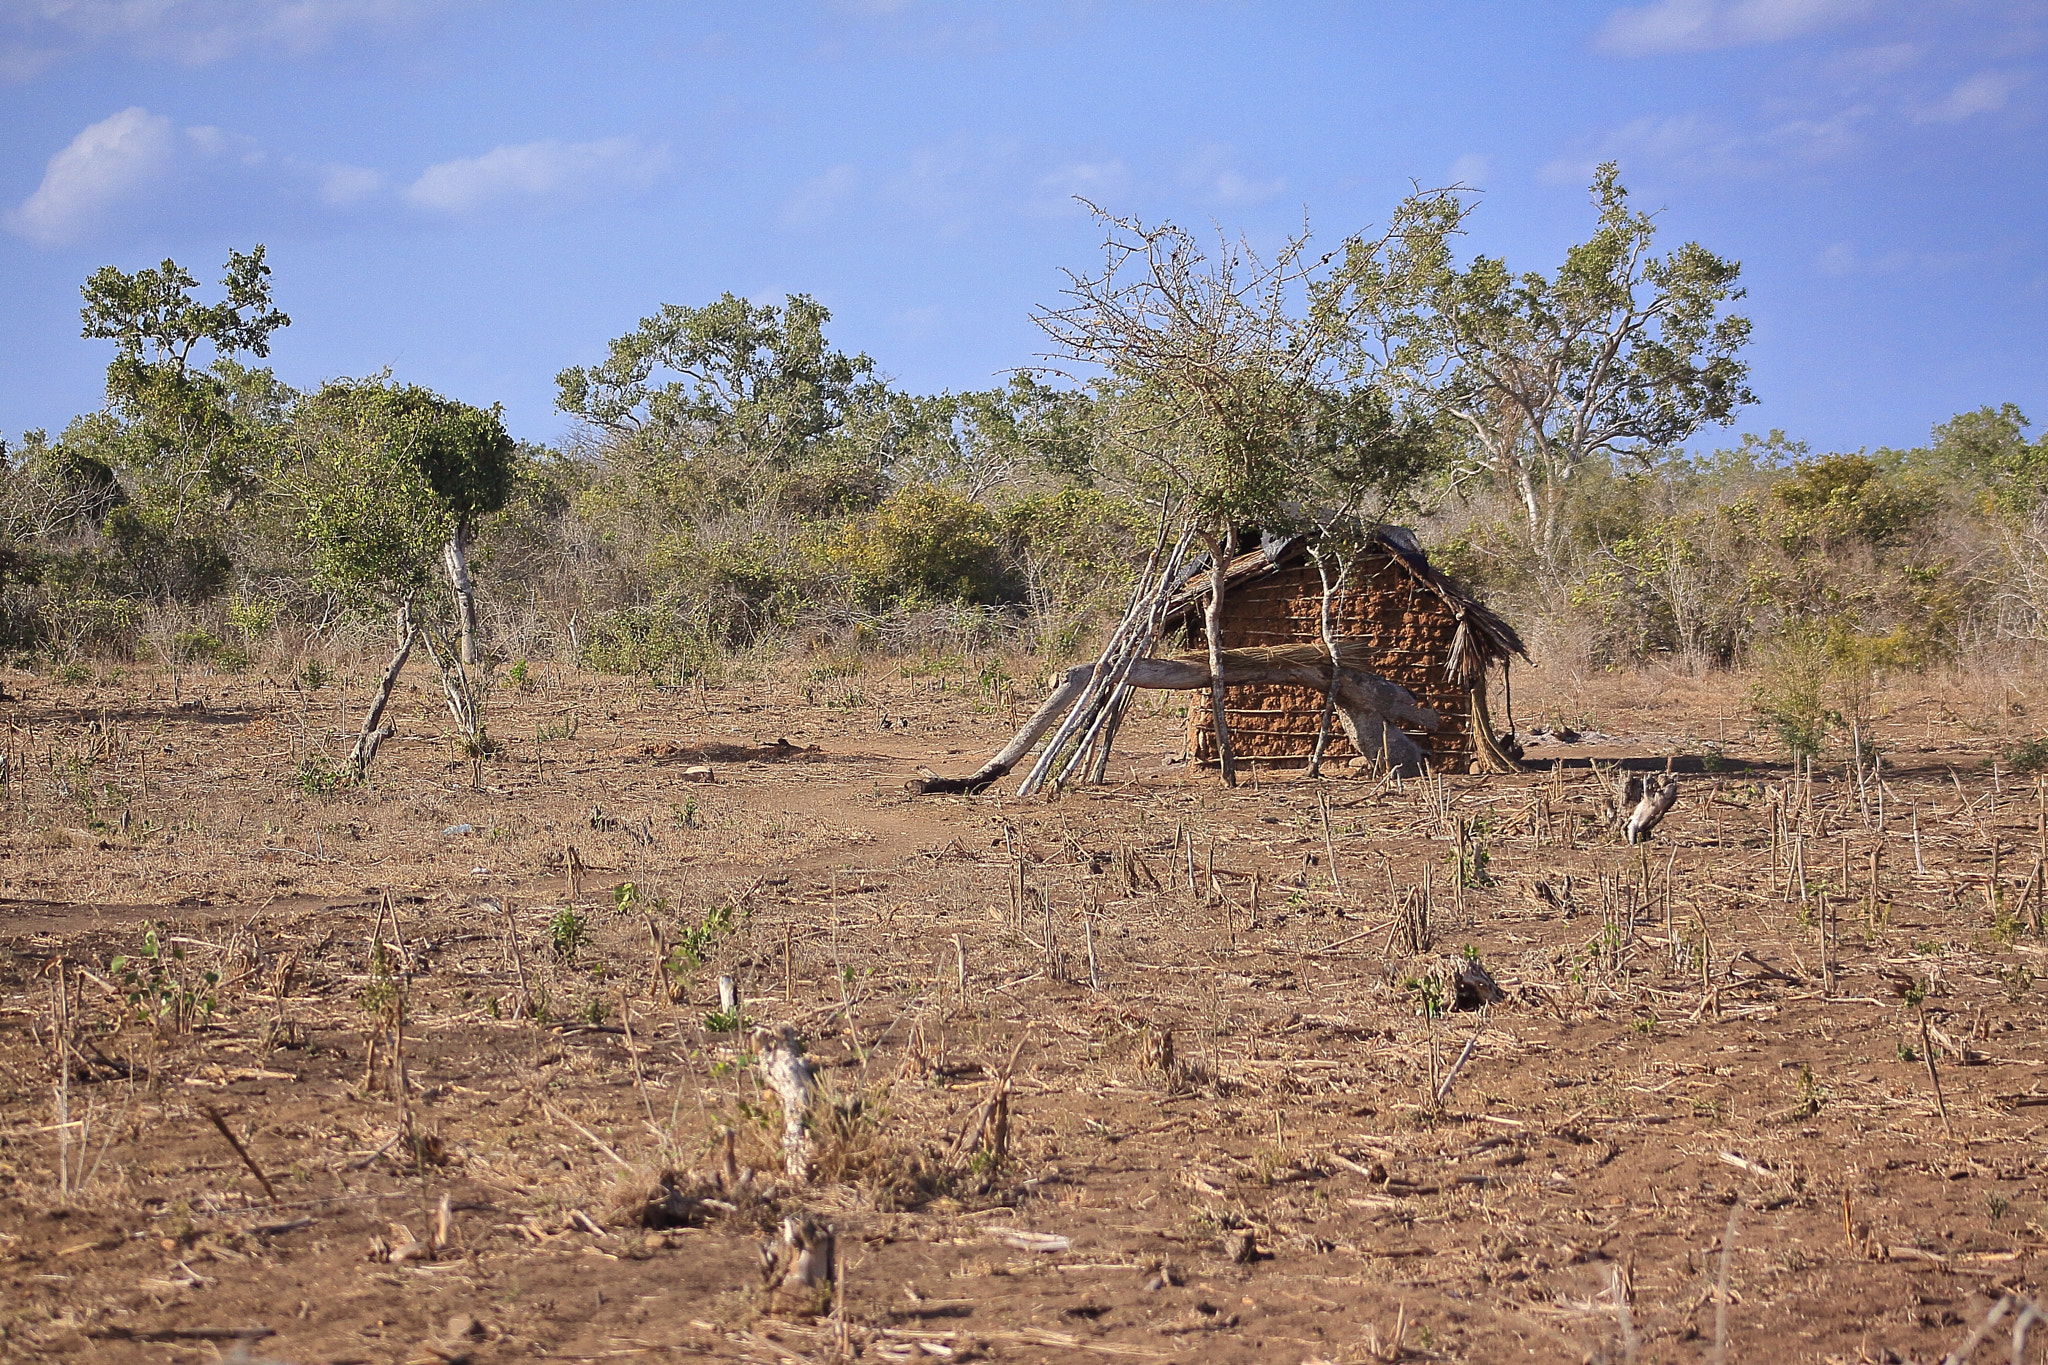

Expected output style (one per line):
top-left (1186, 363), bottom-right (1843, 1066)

top-left (1927, 403), bottom-right (2046, 514)
top-left (555, 292), bottom-right (896, 516)
top-left (1325, 163), bottom-right (1754, 571)
top-left (77, 247), bottom-right (291, 536)
top-left (282, 377), bottom-right (516, 777)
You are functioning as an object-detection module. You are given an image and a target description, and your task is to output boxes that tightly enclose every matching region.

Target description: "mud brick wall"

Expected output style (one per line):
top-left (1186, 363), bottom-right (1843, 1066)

top-left (1186, 552), bottom-right (1472, 764)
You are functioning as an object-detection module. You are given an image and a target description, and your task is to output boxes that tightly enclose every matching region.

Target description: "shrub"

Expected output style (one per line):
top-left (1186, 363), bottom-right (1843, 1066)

top-left (1750, 626), bottom-right (1839, 760)
top-left (578, 606), bottom-right (715, 681)
top-left (2002, 737), bottom-right (2048, 775)
top-left (296, 754), bottom-right (347, 794)
top-left (227, 598), bottom-right (280, 639)
top-left (170, 627), bottom-right (250, 673)
top-left (828, 484), bottom-right (1013, 607)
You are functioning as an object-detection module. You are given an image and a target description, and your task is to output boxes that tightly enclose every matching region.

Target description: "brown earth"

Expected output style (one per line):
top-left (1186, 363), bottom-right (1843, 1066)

top-left (1, 656), bottom-right (2046, 1364)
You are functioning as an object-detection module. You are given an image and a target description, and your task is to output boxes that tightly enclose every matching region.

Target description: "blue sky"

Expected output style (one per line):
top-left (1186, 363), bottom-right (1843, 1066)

top-left (2, 0), bottom-right (2042, 456)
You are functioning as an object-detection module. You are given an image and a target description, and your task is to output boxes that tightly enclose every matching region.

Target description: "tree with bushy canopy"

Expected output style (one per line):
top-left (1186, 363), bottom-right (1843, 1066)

top-left (58, 247), bottom-right (293, 601)
top-left (281, 376), bottom-right (516, 775)
top-left (555, 292), bottom-right (909, 517)
top-left (1322, 163), bottom-right (1754, 573)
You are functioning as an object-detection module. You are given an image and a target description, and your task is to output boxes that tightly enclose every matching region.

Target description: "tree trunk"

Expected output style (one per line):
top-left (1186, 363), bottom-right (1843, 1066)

top-left (1199, 530), bottom-right (1238, 788)
top-left (347, 598), bottom-right (418, 781)
top-left (443, 522), bottom-right (478, 667)
top-left (1307, 548), bottom-right (1351, 779)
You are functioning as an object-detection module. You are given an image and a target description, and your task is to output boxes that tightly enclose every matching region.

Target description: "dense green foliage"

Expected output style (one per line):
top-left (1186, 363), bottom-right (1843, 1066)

top-left (280, 378), bottom-right (514, 602)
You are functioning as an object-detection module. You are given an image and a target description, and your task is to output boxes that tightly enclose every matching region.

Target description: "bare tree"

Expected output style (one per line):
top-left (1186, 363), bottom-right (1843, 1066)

top-left (1035, 204), bottom-right (1450, 784)
top-left (1034, 207), bottom-right (1348, 786)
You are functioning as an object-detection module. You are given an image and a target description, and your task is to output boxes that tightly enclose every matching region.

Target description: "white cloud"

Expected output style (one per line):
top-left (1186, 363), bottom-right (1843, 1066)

top-left (6, 106), bottom-right (384, 244)
top-left (1181, 145), bottom-right (1284, 207)
top-left (6, 106), bottom-right (179, 244)
top-left (889, 304), bottom-right (942, 340)
top-left (1542, 103), bottom-right (1870, 182)
top-left (1, 0), bottom-right (466, 76)
top-left (1029, 158), bottom-right (1129, 216)
top-left (403, 138), bottom-right (668, 215)
top-left (1447, 153), bottom-right (1492, 189)
top-left (318, 162), bottom-right (386, 206)
top-left (1915, 70), bottom-right (2021, 123)
top-left (780, 164), bottom-right (860, 229)
top-left (7, 108), bottom-right (656, 244)
top-left (876, 136), bottom-right (1024, 236)
top-left (1826, 41), bottom-right (1916, 81)
top-left (1817, 240), bottom-right (1908, 276)
top-left (1594, 0), bottom-right (1875, 56)
top-left (1818, 238), bottom-right (1978, 278)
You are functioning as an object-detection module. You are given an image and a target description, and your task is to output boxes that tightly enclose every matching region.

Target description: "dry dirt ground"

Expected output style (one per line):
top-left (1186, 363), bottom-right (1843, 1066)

top-left (2, 654), bottom-right (2048, 1365)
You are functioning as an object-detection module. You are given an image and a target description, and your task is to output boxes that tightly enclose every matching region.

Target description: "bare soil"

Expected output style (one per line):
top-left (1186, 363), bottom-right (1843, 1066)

top-left (2, 656), bottom-right (2046, 1364)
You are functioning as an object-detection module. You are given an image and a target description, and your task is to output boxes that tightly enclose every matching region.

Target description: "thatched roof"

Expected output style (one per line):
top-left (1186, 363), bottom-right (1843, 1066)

top-left (1159, 526), bottom-right (1529, 685)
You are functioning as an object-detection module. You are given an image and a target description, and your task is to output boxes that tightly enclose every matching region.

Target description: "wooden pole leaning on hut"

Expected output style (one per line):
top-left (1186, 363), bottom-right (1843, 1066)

top-left (1011, 529), bottom-right (1195, 799)
top-left (914, 639), bottom-right (1440, 796)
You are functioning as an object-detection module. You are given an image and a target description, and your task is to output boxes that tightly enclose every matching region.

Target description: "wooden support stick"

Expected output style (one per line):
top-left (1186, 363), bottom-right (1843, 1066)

top-left (1920, 1011), bottom-right (1955, 1142)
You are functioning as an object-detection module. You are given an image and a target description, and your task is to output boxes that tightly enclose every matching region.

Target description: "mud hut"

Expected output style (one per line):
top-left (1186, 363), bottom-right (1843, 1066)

top-left (1161, 527), bottom-right (1528, 773)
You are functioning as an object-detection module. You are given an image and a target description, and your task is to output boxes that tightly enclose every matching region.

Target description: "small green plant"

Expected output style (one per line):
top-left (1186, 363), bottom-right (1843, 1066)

top-left (357, 972), bottom-right (400, 1017)
top-left (296, 754), bottom-right (346, 795)
top-left (1632, 1011), bottom-right (1658, 1035)
top-left (1793, 1063), bottom-right (1829, 1118)
top-left (1452, 836), bottom-right (1492, 889)
top-left (1403, 975), bottom-right (1446, 1020)
top-left (55, 661), bottom-right (91, 685)
top-left (703, 1006), bottom-right (743, 1033)
top-left (673, 797), bottom-right (701, 829)
top-left (2000, 964), bottom-right (2034, 1003)
top-left (1990, 1193), bottom-right (2011, 1221)
top-left (1997, 736), bottom-right (2048, 775)
top-left (507, 658), bottom-right (531, 690)
top-left (356, 938), bottom-right (402, 1016)
top-left (298, 658), bottom-right (330, 691)
top-left (1897, 1040), bottom-right (1920, 1063)
top-left (581, 997), bottom-right (607, 1025)
top-left (111, 924), bottom-right (219, 1030)
top-left (669, 898), bottom-right (740, 970)
top-left (550, 908), bottom-right (587, 964)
